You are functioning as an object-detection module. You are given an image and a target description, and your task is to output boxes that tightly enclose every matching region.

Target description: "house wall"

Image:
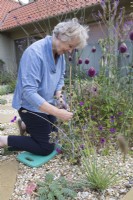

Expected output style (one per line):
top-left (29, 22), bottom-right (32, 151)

top-left (78, 22), bottom-right (108, 74)
top-left (0, 21), bottom-right (107, 75)
top-left (0, 33), bottom-right (17, 74)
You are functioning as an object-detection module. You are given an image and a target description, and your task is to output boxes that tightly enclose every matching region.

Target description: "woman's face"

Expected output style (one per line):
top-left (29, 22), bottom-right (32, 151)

top-left (53, 37), bottom-right (80, 55)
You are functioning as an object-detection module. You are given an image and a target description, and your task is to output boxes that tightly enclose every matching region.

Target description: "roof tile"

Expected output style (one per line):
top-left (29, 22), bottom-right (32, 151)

top-left (0, 0), bottom-right (100, 31)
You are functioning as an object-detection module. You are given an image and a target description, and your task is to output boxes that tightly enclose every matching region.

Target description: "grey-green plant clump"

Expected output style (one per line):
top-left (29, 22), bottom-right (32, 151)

top-left (36, 173), bottom-right (79, 200)
top-left (81, 155), bottom-right (120, 191)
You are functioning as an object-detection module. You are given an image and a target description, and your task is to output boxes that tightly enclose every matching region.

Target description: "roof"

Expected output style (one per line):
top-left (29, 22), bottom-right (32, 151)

top-left (0, 0), bottom-right (100, 31)
top-left (0, 0), bottom-right (21, 21)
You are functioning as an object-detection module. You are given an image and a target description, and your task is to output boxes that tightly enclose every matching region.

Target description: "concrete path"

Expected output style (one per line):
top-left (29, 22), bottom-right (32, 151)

top-left (122, 187), bottom-right (133, 200)
top-left (0, 104), bottom-right (19, 199)
top-left (0, 159), bottom-right (19, 200)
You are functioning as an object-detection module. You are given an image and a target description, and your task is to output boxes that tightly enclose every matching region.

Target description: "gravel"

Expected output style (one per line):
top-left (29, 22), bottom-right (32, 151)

top-left (0, 94), bottom-right (133, 200)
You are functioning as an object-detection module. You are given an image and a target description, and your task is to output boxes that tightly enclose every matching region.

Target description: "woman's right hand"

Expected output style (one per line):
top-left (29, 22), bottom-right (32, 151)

top-left (56, 109), bottom-right (73, 121)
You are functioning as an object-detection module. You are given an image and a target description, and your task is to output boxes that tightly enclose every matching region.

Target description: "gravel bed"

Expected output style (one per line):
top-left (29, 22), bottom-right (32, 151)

top-left (0, 94), bottom-right (133, 200)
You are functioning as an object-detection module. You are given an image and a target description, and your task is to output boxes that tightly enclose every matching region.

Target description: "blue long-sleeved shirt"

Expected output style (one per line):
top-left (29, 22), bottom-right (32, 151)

top-left (12, 36), bottom-right (66, 113)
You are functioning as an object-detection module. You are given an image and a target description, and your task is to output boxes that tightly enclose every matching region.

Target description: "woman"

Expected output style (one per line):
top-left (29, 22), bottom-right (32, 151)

top-left (0, 18), bottom-right (89, 156)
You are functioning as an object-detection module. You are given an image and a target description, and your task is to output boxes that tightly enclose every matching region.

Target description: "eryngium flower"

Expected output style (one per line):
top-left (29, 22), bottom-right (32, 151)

top-left (88, 67), bottom-right (96, 77)
top-left (110, 128), bottom-right (116, 133)
top-left (79, 102), bottom-right (84, 106)
top-left (129, 31), bottom-right (133, 41)
top-left (85, 58), bottom-right (90, 64)
top-left (119, 43), bottom-right (127, 53)
top-left (98, 125), bottom-right (103, 131)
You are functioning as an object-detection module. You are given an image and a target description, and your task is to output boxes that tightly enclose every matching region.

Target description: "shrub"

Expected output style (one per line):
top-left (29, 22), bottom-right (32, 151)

top-left (0, 85), bottom-right (11, 95)
top-left (0, 98), bottom-right (7, 105)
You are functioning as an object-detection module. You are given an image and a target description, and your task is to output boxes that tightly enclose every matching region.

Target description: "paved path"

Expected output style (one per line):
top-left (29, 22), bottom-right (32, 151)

top-left (0, 104), bottom-right (19, 199)
top-left (122, 187), bottom-right (133, 200)
top-left (0, 159), bottom-right (19, 200)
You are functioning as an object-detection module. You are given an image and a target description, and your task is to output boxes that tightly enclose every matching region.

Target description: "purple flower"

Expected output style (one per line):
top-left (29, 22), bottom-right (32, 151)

top-left (100, 0), bottom-right (106, 7)
top-left (79, 102), bottom-right (84, 106)
top-left (110, 116), bottom-right (115, 123)
top-left (10, 116), bottom-right (17, 123)
top-left (129, 31), bottom-right (133, 41)
top-left (118, 112), bottom-right (123, 116)
top-left (80, 144), bottom-right (85, 150)
top-left (69, 55), bottom-right (72, 61)
top-left (92, 46), bottom-right (96, 53)
top-left (110, 128), bottom-right (116, 133)
top-left (119, 43), bottom-right (127, 53)
top-left (98, 125), bottom-right (103, 131)
top-left (88, 67), bottom-right (96, 77)
top-left (55, 147), bottom-right (62, 154)
top-left (114, 0), bottom-right (119, 9)
top-left (110, 119), bottom-right (114, 123)
top-left (78, 58), bottom-right (82, 65)
top-left (91, 115), bottom-right (95, 119)
top-left (100, 138), bottom-right (106, 144)
top-left (110, 116), bottom-right (115, 119)
top-left (85, 58), bottom-right (90, 64)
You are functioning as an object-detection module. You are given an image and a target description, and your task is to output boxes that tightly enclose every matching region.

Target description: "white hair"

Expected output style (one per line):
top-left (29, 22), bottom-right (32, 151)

top-left (53, 18), bottom-right (89, 49)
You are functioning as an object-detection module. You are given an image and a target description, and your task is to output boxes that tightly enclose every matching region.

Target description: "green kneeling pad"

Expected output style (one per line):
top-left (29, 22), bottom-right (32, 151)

top-left (17, 149), bottom-right (59, 168)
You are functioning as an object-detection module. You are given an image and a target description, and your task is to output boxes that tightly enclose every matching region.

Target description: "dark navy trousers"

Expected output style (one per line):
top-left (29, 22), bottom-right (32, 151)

top-left (8, 107), bottom-right (56, 155)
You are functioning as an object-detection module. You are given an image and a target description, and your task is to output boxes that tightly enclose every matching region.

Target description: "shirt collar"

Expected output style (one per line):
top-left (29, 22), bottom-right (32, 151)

top-left (45, 35), bottom-right (59, 73)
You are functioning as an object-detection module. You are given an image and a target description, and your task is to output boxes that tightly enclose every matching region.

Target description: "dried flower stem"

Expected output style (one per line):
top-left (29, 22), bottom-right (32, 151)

top-left (69, 64), bottom-right (72, 112)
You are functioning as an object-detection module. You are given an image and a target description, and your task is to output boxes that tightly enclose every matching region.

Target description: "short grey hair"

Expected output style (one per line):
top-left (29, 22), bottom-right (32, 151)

top-left (53, 18), bottom-right (89, 49)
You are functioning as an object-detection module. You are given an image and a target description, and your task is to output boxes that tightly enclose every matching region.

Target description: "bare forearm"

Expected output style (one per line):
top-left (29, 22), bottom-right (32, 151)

top-left (39, 101), bottom-right (59, 116)
top-left (39, 101), bottom-right (73, 121)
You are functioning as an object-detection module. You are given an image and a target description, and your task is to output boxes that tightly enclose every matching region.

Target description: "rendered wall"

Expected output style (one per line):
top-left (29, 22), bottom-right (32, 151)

top-left (0, 33), bottom-right (17, 74)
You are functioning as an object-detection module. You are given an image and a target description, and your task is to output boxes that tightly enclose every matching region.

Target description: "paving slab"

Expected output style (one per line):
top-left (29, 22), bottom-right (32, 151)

top-left (122, 187), bottom-right (133, 200)
top-left (0, 159), bottom-right (19, 200)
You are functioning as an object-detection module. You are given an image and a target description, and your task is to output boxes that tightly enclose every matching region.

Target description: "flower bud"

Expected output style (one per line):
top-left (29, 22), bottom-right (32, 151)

top-left (85, 58), bottom-right (90, 64)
